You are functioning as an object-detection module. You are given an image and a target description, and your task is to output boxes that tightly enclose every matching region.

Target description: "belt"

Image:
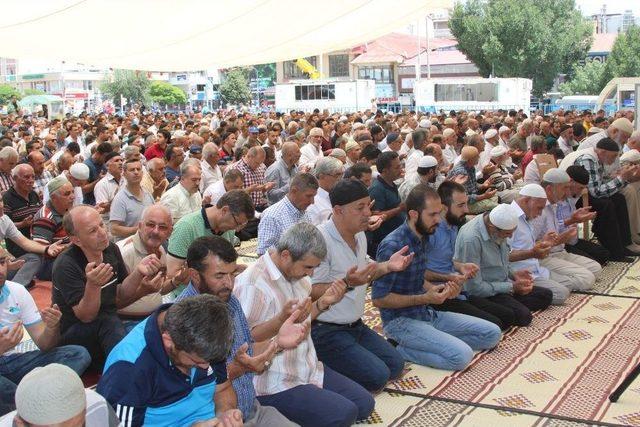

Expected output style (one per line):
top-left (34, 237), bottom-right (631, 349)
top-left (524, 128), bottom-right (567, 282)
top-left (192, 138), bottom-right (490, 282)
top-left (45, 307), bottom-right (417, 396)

top-left (312, 319), bottom-right (362, 328)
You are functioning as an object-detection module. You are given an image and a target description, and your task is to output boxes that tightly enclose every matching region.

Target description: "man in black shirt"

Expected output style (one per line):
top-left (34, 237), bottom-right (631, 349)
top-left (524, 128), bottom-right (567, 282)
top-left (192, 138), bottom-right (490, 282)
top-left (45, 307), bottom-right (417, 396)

top-left (52, 205), bottom-right (164, 366)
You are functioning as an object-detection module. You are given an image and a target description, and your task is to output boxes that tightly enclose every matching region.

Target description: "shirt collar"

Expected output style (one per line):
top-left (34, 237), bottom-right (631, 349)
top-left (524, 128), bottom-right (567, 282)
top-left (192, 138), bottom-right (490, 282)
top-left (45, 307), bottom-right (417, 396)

top-left (144, 304), bottom-right (175, 368)
top-left (478, 214), bottom-right (492, 241)
top-left (510, 200), bottom-right (526, 219)
top-left (201, 207), bottom-right (213, 231)
top-left (263, 250), bottom-right (284, 282)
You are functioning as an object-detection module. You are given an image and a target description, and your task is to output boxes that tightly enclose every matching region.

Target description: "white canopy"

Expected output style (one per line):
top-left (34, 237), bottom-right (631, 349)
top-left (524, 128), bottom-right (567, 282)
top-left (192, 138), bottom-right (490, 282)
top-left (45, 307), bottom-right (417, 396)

top-left (0, 0), bottom-right (447, 71)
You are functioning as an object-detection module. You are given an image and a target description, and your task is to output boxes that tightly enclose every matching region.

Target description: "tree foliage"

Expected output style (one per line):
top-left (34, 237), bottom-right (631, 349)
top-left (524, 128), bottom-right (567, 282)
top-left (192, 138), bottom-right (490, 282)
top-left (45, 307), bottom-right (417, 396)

top-left (220, 67), bottom-right (252, 106)
top-left (101, 69), bottom-right (150, 107)
top-left (449, 0), bottom-right (593, 95)
top-left (559, 59), bottom-right (606, 95)
top-left (0, 84), bottom-right (21, 105)
top-left (600, 25), bottom-right (640, 88)
top-left (149, 81), bottom-right (187, 105)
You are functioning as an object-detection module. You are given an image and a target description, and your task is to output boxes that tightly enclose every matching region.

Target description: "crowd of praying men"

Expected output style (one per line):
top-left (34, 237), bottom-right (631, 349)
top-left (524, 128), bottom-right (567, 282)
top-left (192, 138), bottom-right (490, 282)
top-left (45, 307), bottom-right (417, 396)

top-left (0, 104), bottom-right (638, 426)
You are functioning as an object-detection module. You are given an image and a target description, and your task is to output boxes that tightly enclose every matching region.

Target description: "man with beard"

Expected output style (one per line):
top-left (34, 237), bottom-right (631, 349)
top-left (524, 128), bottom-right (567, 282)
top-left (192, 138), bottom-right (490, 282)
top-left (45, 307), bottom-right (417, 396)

top-left (399, 155), bottom-right (438, 201)
top-left (310, 179), bottom-right (411, 392)
top-left (424, 182), bottom-right (520, 330)
top-left (578, 118), bottom-right (633, 152)
top-left (175, 236), bottom-right (303, 426)
top-left (560, 138), bottom-right (640, 261)
top-left (454, 203), bottom-right (553, 326)
top-left (372, 184), bottom-right (501, 371)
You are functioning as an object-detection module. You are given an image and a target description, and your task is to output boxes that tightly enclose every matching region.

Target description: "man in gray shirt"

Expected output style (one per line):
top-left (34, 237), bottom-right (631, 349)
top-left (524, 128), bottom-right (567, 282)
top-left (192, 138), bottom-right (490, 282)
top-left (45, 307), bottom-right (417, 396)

top-left (265, 142), bottom-right (300, 205)
top-left (109, 159), bottom-right (154, 241)
top-left (454, 203), bottom-right (553, 326)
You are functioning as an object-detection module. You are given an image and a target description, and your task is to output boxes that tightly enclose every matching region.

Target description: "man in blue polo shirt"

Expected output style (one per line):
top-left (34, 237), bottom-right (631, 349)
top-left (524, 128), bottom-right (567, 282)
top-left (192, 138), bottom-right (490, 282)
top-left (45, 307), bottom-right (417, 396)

top-left (372, 184), bottom-right (502, 371)
top-left (176, 235), bottom-right (304, 426)
top-left (97, 295), bottom-right (243, 427)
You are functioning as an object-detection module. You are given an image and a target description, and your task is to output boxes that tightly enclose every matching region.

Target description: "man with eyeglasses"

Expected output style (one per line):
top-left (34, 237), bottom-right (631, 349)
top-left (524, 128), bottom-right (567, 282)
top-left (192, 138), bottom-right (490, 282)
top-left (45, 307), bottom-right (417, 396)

top-left (116, 204), bottom-right (189, 330)
top-left (299, 127), bottom-right (325, 169)
top-left (166, 190), bottom-right (255, 292)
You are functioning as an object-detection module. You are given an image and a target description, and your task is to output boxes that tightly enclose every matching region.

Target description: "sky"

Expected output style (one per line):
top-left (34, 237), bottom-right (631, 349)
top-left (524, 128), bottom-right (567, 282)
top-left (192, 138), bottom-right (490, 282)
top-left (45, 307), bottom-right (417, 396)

top-left (574, 0), bottom-right (640, 17)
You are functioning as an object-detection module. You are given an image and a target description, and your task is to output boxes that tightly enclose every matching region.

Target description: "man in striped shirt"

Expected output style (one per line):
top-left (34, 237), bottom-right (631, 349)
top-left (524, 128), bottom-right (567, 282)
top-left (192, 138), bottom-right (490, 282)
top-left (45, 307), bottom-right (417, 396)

top-left (0, 147), bottom-right (18, 195)
top-left (234, 223), bottom-right (374, 427)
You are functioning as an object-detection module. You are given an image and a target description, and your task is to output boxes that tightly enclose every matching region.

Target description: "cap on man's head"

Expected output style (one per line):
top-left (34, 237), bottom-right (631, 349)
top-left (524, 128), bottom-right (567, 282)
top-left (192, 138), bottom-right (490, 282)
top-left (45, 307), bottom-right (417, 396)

top-left (419, 119), bottom-right (430, 129)
top-left (620, 149), bottom-right (640, 164)
top-left (248, 126), bottom-right (259, 133)
top-left (15, 364), bottom-right (86, 425)
top-left (610, 118), bottom-right (634, 135)
top-left (345, 140), bottom-right (359, 152)
top-left (444, 118), bottom-right (456, 126)
top-left (542, 168), bottom-right (570, 184)
top-left (485, 128), bottom-right (498, 139)
top-left (490, 145), bottom-right (508, 158)
top-left (489, 204), bottom-right (519, 230)
top-left (329, 179), bottom-right (369, 207)
top-left (309, 127), bottom-right (324, 137)
top-left (499, 125), bottom-right (511, 134)
top-left (519, 183), bottom-right (547, 198)
top-left (442, 128), bottom-right (456, 138)
top-left (596, 137), bottom-right (619, 152)
top-left (565, 165), bottom-right (589, 185)
top-left (189, 145), bottom-right (202, 154)
top-left (418, 155), bottom-right (438, 169)
top-left (69, 163), bottom-right (90, 180)
top-left (47, 175), bottom-right (70, 195)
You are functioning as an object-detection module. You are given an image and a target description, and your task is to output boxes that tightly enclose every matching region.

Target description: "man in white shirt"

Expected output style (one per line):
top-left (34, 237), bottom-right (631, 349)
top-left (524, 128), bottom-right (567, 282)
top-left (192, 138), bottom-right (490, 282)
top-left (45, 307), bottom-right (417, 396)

top-left (203, 169), bottom-right (245, 207)
top-left (160, 162), bottom-right (203, 223)
top-left (94, 152), bottom-right (123, 217)
top-left (442, 128), bottom-right (458, 166)
top-left (299, 127), bottom-right (324, 168)
top-left (0, 247), bottom-right (91, 415)
top-left (199, 142), bottom-right (223, 193)
top-left (307, 157), bottom-right (343, 225)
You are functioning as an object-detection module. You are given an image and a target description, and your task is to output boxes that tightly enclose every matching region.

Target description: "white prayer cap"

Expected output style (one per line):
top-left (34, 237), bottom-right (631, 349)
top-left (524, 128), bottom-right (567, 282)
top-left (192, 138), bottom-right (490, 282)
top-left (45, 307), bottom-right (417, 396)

top-left (485, 128), bottom-right (498, 139)
top-left (489, 204), bottom-right (519, 230)
top-left (69, 163), bottom-right (90, 180)
top-left (465, 128), bottom-right (477, 137)
top-left (418, 155), bottom-right (438, 168)
top-left (365, 119), bottom-right (376, 127)
top-left (610, 118), bottom-right (634, 135)
top-left (490, 145), bottom-right (508, 158)
top-left (519, 183), bottom-right (547, 199)
top-left (499, 126), bottom-right (511, 134)
top-left (542, 168), bottom-right (570, 184)
top-left (338, 115), bottom-right (348, 122)
top-left (15, 364), bottom-right (86, 425)
top-left (620, 149), bottom-right (640, 164)
top-left (443, 128), bottom-right (456, 138)
top-left (419, 119), bottom-right (430, 129)
top-left (352, 122), bottom-right (364, 130)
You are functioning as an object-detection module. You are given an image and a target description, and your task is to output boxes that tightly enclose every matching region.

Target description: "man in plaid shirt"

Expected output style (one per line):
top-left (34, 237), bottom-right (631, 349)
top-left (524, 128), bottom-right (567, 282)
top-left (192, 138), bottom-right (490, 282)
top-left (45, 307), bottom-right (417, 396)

top-left (372, 184), bottom-right (501, 371)
top-left (562, 138), bottom-right (640, 261)
top-left (447, 146), bottom-right (498, 214)
top-left (230, 146), bottom-right (274, 211)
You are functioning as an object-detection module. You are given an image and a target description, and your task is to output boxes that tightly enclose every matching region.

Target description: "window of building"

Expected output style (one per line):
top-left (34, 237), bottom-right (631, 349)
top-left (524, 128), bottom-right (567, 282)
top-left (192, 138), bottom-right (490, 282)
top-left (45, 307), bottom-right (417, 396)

top-left (294, 84), bottom-right (335, 101)
top-left (329, 54), bottom-right (350, 77)
top-left (357, 66), bottom-right (394, 83)
top-left (434, 83), bottom-right (498, 102)
top-left (284, 56), bottom-right (317, 79)
top-left (82, 80), bottom-right (93, 90)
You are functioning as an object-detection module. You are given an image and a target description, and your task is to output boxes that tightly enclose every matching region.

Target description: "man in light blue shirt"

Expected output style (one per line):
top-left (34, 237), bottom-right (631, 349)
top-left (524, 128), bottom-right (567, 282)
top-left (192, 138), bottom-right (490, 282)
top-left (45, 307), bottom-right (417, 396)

top-left (508, 184), bottom-right (570, 304)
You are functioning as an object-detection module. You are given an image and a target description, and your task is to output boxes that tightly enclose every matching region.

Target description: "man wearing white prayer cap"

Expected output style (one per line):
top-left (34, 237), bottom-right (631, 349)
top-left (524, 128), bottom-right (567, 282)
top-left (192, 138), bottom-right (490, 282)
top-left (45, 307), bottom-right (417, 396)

top-left (454, 202), bottom-right (553, 326)
top-left (480, 128), bottom-right (500, 168)
top-left (399, 155), bottom-right (439, 201)
top-left (497, 126), bottom-right (514, 168)
top-left (1, 364), bottom-right (117, 426)
top-left (579, 117), bottom-right (634, 152)
top-left (531, 168), bottom-right (601, 295)
top-left (507, 184), bottom-right (571, 304)
top-left (620, 148), bottom-right (640, 250)
top-left (485, 145), bottom-right (523, 204)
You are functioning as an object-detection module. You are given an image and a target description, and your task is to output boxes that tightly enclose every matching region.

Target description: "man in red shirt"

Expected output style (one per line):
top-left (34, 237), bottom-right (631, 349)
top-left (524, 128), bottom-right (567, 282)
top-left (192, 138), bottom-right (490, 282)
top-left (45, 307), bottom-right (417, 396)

top-left (144, 129), bottom-right (171, 161)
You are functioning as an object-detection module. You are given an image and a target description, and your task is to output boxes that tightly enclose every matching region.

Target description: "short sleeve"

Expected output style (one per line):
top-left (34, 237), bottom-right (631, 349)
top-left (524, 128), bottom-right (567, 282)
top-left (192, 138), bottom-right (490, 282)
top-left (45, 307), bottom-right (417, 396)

top-left (12, 284), bottom-right (41, 326)
top-left (109, 193), bottom-right (127, 223)
top-left (52, 256), bottom-right (88, 308)
top-left (31, 217), bottom-right (55, 244)
top-left (368, 184), bottom-right (386, 212)
top-left (311, 251), bottom-right (334, 284)
top-left (1, 216), bottom-right (22, 242)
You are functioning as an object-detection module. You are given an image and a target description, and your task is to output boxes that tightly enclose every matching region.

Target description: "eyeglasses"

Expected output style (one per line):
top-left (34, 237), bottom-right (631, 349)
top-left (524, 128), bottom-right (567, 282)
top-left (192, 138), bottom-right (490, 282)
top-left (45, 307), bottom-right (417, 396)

top-left (231, 212), bottom-right (248, 228)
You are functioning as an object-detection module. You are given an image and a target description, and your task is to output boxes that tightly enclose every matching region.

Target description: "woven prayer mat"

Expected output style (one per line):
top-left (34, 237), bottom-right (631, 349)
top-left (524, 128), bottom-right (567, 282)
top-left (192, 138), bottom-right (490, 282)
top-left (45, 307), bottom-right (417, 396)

top-left (237, 238), bottom-right (259, 258)
top-left (377, 293), bottom-right (640, 426)
top-left (581, 257), bottom-right (640, 299)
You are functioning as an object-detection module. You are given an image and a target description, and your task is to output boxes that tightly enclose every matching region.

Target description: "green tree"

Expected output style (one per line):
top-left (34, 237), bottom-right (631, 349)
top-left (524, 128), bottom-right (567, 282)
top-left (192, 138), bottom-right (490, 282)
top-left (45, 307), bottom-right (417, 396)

top-left (101, 69), bottom-right (150, 107)
top-left (220, 68), bottom-right (251, 106)
top-left (600, 25), bottom-right (640, 88)
top-left (449, 0), bottom-right (593, 95)
top-left (559, 59), bottom-right (606, 95)
top-left (0, 84), bottom-right (21, 106)
top-left (149, 81), bottom-right (187, 105)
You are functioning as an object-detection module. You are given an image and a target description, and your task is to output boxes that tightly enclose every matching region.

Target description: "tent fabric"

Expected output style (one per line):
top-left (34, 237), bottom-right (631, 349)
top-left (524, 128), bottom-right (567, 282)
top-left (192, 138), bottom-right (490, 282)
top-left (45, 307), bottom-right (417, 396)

top-left (0, 0), bottom-right (448, 71)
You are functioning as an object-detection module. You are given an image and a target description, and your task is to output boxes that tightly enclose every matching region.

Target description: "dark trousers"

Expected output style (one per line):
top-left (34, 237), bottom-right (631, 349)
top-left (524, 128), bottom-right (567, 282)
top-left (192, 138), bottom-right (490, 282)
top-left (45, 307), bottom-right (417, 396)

top-left (566, 239), bottom-right (610, 265)
top-left (257, 366), bottom-right (375, 427)
top-left (435, 288), bottom-right (553, 329)
top-left (311, 319), bottom-right (405, 391)
top-left (434, 296), bottom-right (514, 330)
top-left (61, 312), bottom-right (126, 369)
top-left (580, 193), bottom-right (631, 258)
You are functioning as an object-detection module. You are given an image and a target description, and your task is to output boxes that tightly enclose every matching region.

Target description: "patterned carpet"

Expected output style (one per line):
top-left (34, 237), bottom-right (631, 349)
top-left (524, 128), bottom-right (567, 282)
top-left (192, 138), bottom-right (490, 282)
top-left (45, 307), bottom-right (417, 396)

top-left (357, 258), bottom-right (640, 427)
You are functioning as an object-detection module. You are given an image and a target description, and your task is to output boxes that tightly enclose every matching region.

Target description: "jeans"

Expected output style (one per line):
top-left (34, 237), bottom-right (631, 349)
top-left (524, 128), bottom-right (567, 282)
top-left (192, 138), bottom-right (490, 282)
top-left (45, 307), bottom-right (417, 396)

top-left (7, 253), bottom-right (42, 286)
top-left (61, 312), bottom-right (126, 369)
top-left (383, 311), bottom-right (502, 371)
top-left (0, 345), bottom-right (91, 415)
top-left (311, 320), bottom-right (404, 391)
top-left (256, 366), bottom-right (375, 427)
